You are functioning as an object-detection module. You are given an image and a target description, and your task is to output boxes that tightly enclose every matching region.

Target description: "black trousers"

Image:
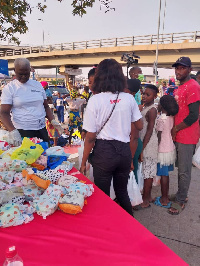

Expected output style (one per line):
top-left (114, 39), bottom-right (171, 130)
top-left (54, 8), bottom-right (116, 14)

top-left (18, 127), bottom-right (49, 143)
top-left (92, 139), bottom-right (133, 216)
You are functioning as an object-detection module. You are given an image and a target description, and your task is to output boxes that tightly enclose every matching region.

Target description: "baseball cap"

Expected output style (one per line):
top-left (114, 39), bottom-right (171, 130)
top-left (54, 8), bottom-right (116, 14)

top-left (172, 57), bottom-right (191, 67)
top-left (127, 79), bottom-right (141, 93)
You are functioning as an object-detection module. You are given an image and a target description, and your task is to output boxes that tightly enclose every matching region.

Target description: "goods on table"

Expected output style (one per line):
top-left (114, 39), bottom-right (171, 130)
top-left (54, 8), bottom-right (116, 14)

top-left (0, 135), bottom-right (94, 228)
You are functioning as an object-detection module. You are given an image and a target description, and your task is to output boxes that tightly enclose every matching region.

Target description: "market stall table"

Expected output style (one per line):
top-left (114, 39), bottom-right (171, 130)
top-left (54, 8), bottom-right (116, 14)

top-left (0, 168), bottom-right (187, 266)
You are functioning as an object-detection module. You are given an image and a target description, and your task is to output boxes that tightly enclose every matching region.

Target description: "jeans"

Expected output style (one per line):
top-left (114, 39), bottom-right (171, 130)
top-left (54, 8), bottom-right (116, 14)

top-left (175, 142), bottom-right (196, 204)
top-left (92, 139), bottom-right (133, 216)
top-left (57, 106), bottom-right (64, 123)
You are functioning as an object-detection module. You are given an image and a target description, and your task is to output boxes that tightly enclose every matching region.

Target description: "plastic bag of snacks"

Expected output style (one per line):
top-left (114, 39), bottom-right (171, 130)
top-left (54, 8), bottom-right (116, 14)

top-left (0, 171), bottom-right (15, 184)
top-left (63, 182), bottom-right (94, 198)
top-left (31, 184), bottom-right (62, 219)
top-left (11, 137), bottom-right (44, 164)
top-left (59, 191), bottom-right (85, 214)
top-left (0, 203), bottom-right (34, 228)
top-left (0, 147), bottom-right (18, 159)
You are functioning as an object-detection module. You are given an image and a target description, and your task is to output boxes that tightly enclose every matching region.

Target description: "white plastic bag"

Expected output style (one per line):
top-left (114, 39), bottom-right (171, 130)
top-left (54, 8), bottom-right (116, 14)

top-left (137, 162), bottom-right (144, 192)
top-left (89, 164), bottom-right (94, 183)
top-left (192, 146), bottom-right (200, 169)
top-left (127, 171), bottom-right (143, 206)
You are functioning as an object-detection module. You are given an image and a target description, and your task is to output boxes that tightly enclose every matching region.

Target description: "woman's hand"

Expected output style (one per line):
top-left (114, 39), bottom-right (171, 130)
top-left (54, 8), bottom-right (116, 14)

top-left (81, 131), bottom-right (86, 140)
top-left (80, 164), bottom-right (86, 175)
top-left (139, 151), bottom-right (143, 163)
top-left (130, 161), bottom-right (134, 171)
top-left (171, 126), bottom-right (177, 141)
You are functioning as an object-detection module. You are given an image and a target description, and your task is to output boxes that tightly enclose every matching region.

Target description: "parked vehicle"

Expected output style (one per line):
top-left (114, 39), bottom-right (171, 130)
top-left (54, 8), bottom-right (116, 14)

top-left (49, 85), bottom-right (69, 101)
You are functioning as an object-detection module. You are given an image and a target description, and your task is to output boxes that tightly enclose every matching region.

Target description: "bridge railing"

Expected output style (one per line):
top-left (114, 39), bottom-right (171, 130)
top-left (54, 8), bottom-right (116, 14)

top-left (0, 31), bottom-right (200, 57)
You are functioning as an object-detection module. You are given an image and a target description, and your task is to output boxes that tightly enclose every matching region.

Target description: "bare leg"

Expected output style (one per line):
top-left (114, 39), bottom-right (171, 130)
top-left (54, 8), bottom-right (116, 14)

top-left (141, 178), bottom-right (153, 207)
top-left (160, 175), bottom-right (170, 205)
top-left (68, 129), bottom-right (74, 145)
top-left (53, 137), bottom-right (58, 146)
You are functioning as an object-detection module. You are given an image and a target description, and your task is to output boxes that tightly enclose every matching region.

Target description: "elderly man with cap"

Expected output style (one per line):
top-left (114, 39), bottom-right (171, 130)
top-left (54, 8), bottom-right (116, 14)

top-left (0, 58), bottom-right (63, 146)
top-left (168, 57), bottom-right (200, 215)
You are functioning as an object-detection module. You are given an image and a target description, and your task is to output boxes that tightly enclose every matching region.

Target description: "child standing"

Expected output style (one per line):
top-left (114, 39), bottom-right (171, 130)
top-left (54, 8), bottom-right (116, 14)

top-left (134, 84), bottom-right (159, 210)
top-left (54, 93), bottom-right (66, 124)
top-left (154, 95), bottom-right (179, 208)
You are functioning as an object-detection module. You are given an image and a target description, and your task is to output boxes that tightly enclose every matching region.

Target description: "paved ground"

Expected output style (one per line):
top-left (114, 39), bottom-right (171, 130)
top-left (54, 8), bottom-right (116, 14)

top-left (58, 111), bottom-right (200, 265)
top-left (69, 151), bottom-right (200, 266)
top-left (134, 166), bottom-right (200, 266)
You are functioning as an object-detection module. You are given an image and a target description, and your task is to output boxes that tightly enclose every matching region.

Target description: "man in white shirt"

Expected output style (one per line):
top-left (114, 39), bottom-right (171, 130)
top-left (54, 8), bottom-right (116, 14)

top-left (0, 58), bottom-right (63, 146)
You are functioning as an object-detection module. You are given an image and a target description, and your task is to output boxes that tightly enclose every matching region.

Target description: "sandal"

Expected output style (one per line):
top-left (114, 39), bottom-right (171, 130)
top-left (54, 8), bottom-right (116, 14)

top-left (133, 204), bottom-right (151, 211)
top-left (167, 202), bottom-right (185, 215)
top-left (169, 194), bottom-right (188, 203)
top-left (154, 196), bottom-right (171, 209)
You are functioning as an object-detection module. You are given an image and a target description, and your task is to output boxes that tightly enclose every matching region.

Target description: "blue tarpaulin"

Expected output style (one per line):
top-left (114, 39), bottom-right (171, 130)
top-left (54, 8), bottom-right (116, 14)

top-left (0, 59), bottom-right (9, 76)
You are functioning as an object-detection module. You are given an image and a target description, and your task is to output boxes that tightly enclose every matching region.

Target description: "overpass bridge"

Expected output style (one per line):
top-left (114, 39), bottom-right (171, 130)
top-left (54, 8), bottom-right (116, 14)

top-left (1, 31), bottom-right (200, 71)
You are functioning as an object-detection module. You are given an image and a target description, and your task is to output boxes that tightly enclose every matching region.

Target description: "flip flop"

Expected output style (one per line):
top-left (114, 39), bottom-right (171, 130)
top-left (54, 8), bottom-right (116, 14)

top-left (169, 194), bottom-right (188, 203)
top-left (154, 196), bottom-right (171, 209)
top-left (167, 202), bottom-right (185, 215)
top-left (133, 204), bottom-right (151, 211)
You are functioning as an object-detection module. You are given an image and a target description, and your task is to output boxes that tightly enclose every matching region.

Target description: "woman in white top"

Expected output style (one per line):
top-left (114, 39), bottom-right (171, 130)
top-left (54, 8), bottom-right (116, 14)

top-left (0, 58), bottom-right (63, 146)
top-left (80, 59), bottom-right (143, 215)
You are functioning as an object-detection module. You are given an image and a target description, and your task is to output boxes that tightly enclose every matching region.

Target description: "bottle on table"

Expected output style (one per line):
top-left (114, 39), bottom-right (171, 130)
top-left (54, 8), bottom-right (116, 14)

top-left (3, 246), bottom-right (23, 266)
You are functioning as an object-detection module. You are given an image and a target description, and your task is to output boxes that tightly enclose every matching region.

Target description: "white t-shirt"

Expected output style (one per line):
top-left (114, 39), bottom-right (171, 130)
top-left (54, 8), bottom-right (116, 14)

top-left (56, 98), bottom-right (64, 107)
top-left (66, 98), bottom-right (86, 110)
top-left (83, 92), bottom-right (142, 143)
top-left (1, 79), bottom-right (47, 130)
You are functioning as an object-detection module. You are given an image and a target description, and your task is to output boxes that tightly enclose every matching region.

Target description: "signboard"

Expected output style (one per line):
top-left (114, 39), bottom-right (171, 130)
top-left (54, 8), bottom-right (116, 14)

top-left (0, 59), bottom-right (9, 76)
top-left (65, 68), bottom-right (82, 76)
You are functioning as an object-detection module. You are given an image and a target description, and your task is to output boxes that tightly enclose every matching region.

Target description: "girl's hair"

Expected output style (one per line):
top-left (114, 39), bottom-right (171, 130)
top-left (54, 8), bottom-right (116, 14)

top-left (160, 95), bottom-right (179, 116)
top-left (92, 59), bottom-right (126, 94)
top-left (145, 84), bottom-right (159, 94)
top-left (88, 68), bottom-right (96, 79)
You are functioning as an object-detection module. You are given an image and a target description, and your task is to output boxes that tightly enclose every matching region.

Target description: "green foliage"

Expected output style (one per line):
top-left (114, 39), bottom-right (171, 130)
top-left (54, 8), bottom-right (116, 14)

top-left (0, 0), bottom-right (115, 44)
top-left (0, 0), bottom-right (47, 44)
top-left (71, 0), bottom-right (95, 16)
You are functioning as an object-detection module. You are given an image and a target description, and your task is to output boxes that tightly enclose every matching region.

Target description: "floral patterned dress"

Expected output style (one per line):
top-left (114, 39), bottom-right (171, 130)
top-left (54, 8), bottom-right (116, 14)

top-left (139, 104), bottom-right (158, 179)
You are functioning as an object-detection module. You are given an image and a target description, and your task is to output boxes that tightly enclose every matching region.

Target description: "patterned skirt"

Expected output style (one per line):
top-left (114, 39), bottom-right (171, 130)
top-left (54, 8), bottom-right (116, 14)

top-left (68, 110), bottom-right (82, 131)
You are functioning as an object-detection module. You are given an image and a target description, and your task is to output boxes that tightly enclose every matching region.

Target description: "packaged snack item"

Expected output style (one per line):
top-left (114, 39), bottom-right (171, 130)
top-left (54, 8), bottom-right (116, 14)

top-left (59, 191), bottom-right (85, 215)
top-left (31, 184), bottom-right (62, 219)
top-left (11, 138), bottom-right (44, 164)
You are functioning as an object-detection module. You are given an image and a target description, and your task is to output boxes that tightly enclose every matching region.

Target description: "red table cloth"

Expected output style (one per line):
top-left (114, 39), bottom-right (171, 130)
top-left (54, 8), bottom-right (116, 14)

top-left (0, 168), bottom-right (187, 265)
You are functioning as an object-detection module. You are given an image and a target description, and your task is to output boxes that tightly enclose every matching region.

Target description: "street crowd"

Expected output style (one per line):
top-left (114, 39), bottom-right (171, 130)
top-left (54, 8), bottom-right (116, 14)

top-left (0, 56), bottom-right (200, 217)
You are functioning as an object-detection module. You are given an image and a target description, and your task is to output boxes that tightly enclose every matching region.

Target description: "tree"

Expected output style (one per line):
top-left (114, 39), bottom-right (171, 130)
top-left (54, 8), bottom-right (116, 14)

top-left (0, 0), bottom-right (114, 45)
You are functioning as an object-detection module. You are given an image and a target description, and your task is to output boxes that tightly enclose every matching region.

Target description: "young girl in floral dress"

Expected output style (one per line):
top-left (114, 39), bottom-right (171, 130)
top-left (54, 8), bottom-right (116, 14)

top-left (134, 84), bottom-right (159, 210)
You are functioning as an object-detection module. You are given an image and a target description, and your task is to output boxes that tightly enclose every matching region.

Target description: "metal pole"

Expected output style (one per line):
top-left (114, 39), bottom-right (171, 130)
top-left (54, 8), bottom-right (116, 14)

top-left (56, 66), bottom-right (58, 85)
top-left (155, 0), bottom-right (161, 85)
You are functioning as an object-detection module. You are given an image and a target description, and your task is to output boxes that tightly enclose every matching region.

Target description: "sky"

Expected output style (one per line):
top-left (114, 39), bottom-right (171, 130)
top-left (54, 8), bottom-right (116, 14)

top-left (7, 0), bottom-right (200, 78)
